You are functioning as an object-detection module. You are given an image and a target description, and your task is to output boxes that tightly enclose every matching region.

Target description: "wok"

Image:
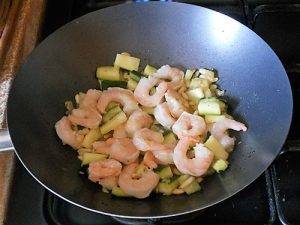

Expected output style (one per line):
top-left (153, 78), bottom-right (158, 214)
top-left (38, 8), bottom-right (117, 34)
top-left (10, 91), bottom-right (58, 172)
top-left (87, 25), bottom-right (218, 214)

top-left (0, 2), bottom-right (292, 219)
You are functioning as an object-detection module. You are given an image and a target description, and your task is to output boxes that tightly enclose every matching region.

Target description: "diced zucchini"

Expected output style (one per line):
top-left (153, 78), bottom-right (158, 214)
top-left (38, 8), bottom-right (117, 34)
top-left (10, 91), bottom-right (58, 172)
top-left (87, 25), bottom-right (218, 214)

top-left (81, 153), bottom-right (107, 165)
top-left (185, 69), bottom-right (196, 81)
top-left (161, 178), bottom-right (171, 184)
top-left (106, 102), bottom-right (119, 110)
top-left (189, 78), bottom-right (210, 90)
top-left (187, 88), bottom-right (205, 102)
top-left (183, 181), bottom-right (201, 195)
top-left (177, 174), bottom-right (190, 185)
top-left (204, 135), bottom-right (228, 160)
top-left (127, 79), bottom-right (138, 91)
top-left (82, 128), bottom-right (102, 149)
top-left (156, 166), bottom-right (173, 179)
top-left (213, 159), bottom-right (229, 173)
top-left (96, 66), bottom-right (120, 81)
top-left (157, 179), bottom-right (179, 195)
top-left (163, 132), bottom-right (177, 145)
top-left (179, 176), bottom-right (195, 189)
top-left (141, 106), bottom-right (154, 115)
top-left (198, 98), bottom-right (221, 115)
top-left (114, 54), bottom-right (140, 71)
top-left (77, 148), bottom-right (92, 156)
top-left (100, 111), bottom-right (127, 134)
top-left (103, 106), bottom-right (122, 123)
top-left (129, 70), bottom-right (144, 82)
top-left (144, 65), bottom-right (157, 76)
top-left (99, 80), bottom-right (127, 90)
top-left (112, 187), bottom-right (130, 197)
top-left (198, 68), bottom-right (217, 83)
top-left (204, 115), bottom-right (226, 123)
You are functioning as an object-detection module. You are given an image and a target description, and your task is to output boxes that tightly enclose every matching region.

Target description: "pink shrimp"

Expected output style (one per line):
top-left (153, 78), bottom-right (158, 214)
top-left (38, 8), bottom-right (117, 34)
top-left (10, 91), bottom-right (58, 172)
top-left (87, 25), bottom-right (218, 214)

top-left (210, 118), bottom-right (247, 151)
top-left (173, 138), bottom-right (214, 176)
top-left (80, 89), bottom-right (102, 109)
top-left (134, 77), bottom-right (168, 107)
top-left (97, 87), bottom-right (139, 115)
top-left (152, 65), bottom-right (184, 90)
top-left (109, 138), bottom-right (140, 165)
top-left (118, 163), bottom-right (159, 199)
top-left (98, 176), bottom-right (118, 190)
top-left (68, 89), bottom-right (102, 129)
top-left (68, 107), bottom-right (101, 129)
top-left (93, 138), bottom-right (139, 164)
top-left (165, 89), bottom-right (189, 118)
top-left (125, 109), bottom-right (153, 137)
top-left (132, 128), bottom-right (169, 152)
top-left (92, 141), bottom-right (111, 154)
top-left (55, 116), bottom-right (84, 149)
top-left (153, 102), bottom-right (176, 129)
top-left (88, 159), bottom-right (122, 182)
top-left (113, 124), bottom-right (128, 138)
top-left (172, 112), bottom-right (206, 140)
top-left (152, 148), bottom-right (174, 165)
top-left (142, 151), bottom-right (158, 169)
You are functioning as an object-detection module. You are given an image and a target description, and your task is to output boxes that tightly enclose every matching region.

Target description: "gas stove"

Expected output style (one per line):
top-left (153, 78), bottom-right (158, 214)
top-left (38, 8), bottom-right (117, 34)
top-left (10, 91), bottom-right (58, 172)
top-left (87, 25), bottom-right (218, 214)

top-left (5, 1), bottom-right (300, 225)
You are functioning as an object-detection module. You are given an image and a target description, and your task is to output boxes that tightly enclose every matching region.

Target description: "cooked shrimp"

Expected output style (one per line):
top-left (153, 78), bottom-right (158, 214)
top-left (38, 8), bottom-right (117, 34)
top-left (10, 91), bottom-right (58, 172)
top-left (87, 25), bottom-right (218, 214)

top-left (125, 109), bottom-right (153, 137)
top-left (97, 87), bottom-right (139, 115)
top-left (113, 124), bottom-right (128, 138)
top-left (109, 138), bottom-right (140, 164)
top-left (172, 112), bottom-right (206, 140)
top-left (92, 141), bottom-right (111, 154)
top-left (98, 176), bottom-right (118, 190)
top-left (173, 138), bottom-right (213, 176)
top-left (152, 65), bottom-right (184, 90)
top-left (118, 163), bottom-right (159, 199)
top-left (134, 77), bottom-right (168, 107)
top-left (80, 89), bottom-right (102, 109)
top-left (55, 116), bottom-right (84, 149)
top-left (68, 107), bottom-right (102, 129)
top-left (165, 89), bottom-right (189, 118)
top-left (152, 148), bottom-right (174, 165)
top-left (153, 103), bottom-right (176, 129)
top-left (210, 118), bottom-right (247, 151)
top-left (93, 138), bottom-right (139, 164)
top-left (88, 159), bottom-right (122, 182)
top-left (132, 128), bottom-right (169, 152)
top-left (142, 151), bottom-right (158, 169)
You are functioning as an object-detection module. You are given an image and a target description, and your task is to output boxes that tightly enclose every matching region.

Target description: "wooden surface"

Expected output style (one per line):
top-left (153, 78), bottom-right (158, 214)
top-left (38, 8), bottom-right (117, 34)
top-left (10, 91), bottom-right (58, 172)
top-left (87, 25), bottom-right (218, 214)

top-left (0, 0), bottom-right (45, 223)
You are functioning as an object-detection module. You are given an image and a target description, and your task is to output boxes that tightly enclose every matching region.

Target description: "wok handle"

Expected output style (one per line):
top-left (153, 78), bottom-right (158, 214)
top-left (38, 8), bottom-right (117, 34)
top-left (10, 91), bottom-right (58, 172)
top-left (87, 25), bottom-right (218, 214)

top-left (0, 129), bottom-right (14, 152)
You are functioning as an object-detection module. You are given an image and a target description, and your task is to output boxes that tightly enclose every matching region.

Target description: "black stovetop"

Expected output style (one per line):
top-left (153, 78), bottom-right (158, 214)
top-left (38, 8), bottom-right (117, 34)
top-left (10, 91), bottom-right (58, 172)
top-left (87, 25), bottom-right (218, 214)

top-left (5, 1), bottom-right (300, 225)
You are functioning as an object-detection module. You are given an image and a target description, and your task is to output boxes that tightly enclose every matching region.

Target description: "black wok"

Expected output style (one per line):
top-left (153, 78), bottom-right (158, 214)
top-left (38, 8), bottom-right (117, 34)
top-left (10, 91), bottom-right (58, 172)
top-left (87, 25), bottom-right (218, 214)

top-left (1, 2), bottom-right (293, 218)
